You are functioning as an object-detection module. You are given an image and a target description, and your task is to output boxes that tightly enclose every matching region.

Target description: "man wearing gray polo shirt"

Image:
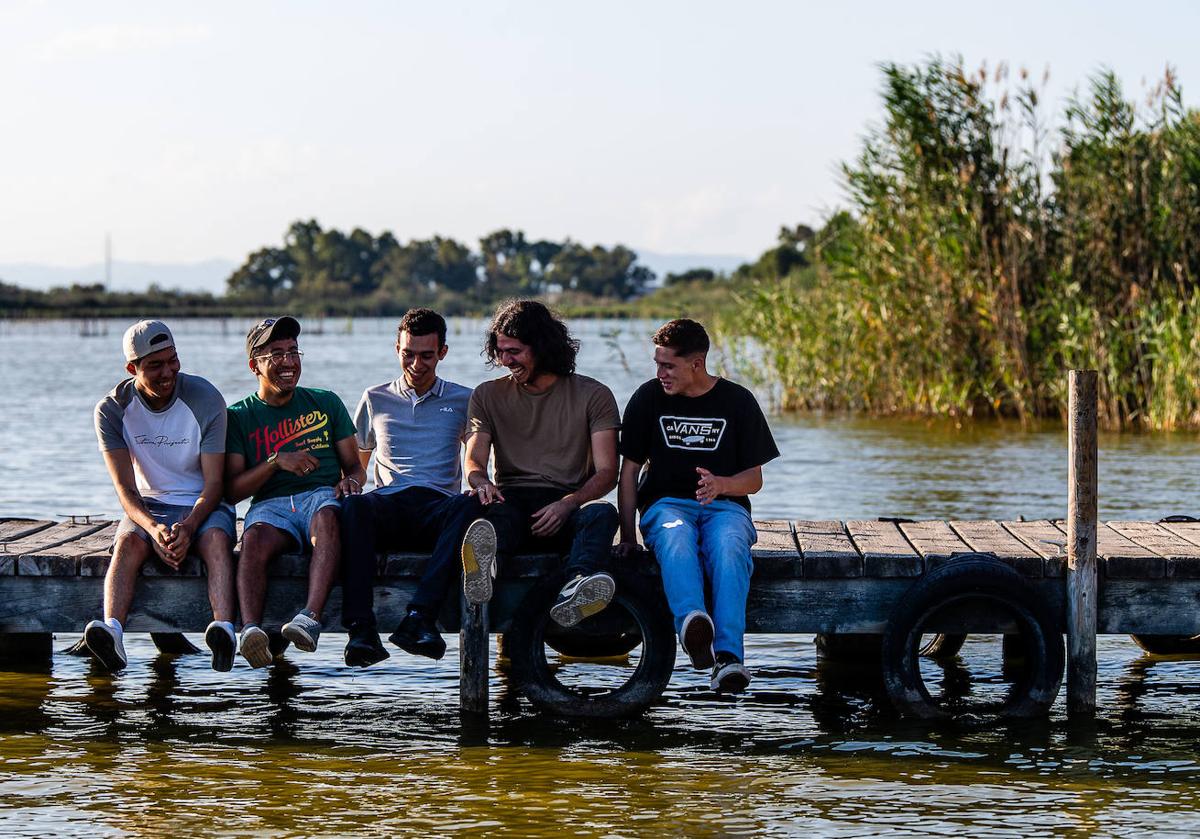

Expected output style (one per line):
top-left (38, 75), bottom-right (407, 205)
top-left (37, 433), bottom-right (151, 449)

top-left (339, 308), bottom-right (493, 667)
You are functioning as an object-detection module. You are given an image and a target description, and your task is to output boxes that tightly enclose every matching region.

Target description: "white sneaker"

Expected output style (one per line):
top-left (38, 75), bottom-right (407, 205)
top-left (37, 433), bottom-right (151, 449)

top-left (240, 625), bottom-right (273, 668)
top-left (680, 610), bottom-right (716, 670)
top-left (282, 611), bottom-right (322, 653)
top-left (84, 619), bottom-right (127, 671)
top-left (550, 572), bottom-right (616, 628)
top-left (461, 518), bottom-right (498, 604)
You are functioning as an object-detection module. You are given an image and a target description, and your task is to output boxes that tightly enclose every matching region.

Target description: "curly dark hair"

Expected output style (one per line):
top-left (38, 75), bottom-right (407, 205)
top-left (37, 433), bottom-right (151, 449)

top-left (484, 299), bottom-right (579, 376)
top-left (397, 307), bottom-right (447, 347)
top-left (652, 318), bottom-right (710, 356)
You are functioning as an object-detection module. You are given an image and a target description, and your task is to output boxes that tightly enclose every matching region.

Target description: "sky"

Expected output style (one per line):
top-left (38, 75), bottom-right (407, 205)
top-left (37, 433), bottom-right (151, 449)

top-left (1, 0), bottom-right (1197, 270)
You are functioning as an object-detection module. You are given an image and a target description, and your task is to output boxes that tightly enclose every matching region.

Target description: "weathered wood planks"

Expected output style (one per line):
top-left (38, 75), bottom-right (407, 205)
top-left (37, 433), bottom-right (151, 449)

top-left (950, 519), bottom-right (1043, 576)
top-left (845, 520), bottom-right (922, 577)
top-left (793, 520), bottom-right (860, 578)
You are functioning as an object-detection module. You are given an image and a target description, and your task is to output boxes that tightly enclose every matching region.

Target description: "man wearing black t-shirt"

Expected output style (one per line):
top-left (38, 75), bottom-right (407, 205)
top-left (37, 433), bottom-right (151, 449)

top-left (617, 319), bottom-right (779, 693)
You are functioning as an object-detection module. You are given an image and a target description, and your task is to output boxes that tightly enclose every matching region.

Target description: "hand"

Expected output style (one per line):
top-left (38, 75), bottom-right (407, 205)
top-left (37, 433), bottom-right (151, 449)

top-left (165, 520), bottom-right (194, 558)
top-left (614, 540), bottom-right (643, 560)
top-left (150, 523), bottom-right (183, 568)
top-left (696, 467), bottom-right (726, 506)
top-left (335, 476), bottom-right (363, 499)
top-left (472, 480), bottom-right (505, 506)
top-left (274, 451), bottom-right (320, 476)
top-left (530, 498), bottom-right (578, 538)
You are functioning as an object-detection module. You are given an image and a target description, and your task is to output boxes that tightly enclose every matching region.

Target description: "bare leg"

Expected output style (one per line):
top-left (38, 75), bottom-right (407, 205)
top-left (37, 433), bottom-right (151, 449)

top-left (197, 529), bottom-right (237, 623)
top-left (305, 508), bottom-right (340, 621)
top-left (105, 533), bottom-right (151, 625)
top-left (237, 524), bottom-right (292, 626)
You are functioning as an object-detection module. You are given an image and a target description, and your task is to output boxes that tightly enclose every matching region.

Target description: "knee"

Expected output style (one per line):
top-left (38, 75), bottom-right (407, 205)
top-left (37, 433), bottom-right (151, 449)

top-left (111, 533), bottom-right (150, 566)
top-left (311, 507), bottom-right (339, 542)
top-left (197, 528), bottom-right (232, 563)
top-left (239, 525), bottom-right (274, 564)
top-left (705, 534), bottom-right (754, 570)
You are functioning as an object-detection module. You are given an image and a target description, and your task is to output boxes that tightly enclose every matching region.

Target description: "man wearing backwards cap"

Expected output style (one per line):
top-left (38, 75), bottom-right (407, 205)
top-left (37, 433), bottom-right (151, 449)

top-left (88, 320), bottom-right (238, 672)
top-left (225, 316), bottom-right (365, 668)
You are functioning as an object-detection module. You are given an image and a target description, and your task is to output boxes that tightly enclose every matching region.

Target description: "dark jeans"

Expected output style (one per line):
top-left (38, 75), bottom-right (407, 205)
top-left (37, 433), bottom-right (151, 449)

top-left (340, 487), bottom-right (484, 627)
top-left (484, 486), bottom-right (618, 579)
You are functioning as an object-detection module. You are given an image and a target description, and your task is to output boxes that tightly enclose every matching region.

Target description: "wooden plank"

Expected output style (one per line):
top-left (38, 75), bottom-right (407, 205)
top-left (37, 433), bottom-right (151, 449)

top-left (1000, 520), bottom-right (1068, 576)
top-left (0, 520), bottom-right (54, 542)
top-left (1116, 521), bottom-right (1200, 578)
top-left (794, 520), bottom-right (861, 578)
top-left (898, 520), bottom-right (974, 566)
top-left (4, 520), bottom-right (108, 557)
top-left (845, 520), bottom-right (922, 577)
top-left (1096, 522), bottom-right (1163, 579)
top-left (949, 520), bottom-right (1043, 577)
top-left (751, 520), bottom-right (801, 578)
top-left (20, 523), bottom-right (118, 576)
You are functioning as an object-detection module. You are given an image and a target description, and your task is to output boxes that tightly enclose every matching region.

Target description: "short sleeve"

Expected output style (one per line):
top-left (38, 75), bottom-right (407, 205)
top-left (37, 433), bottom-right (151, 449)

top-left (200, 406), bottom-right (228, 455)
top-left (467, 386), bottom-right (494, 438)
top-left (225, 408), bottom-right (247, 460)
top-left (185, 378), bottom-right (228, 455)
top-left (736, 389), bottom-right (780, 470)
top-left (618, 387), bottom-right (651, 463)
top-left (94, 398), bottom-right (127, 452)
top-left (354, 391), bottom-right (375, 450)
top-left (585, 381), bottom-right (621, 434)
top-left (329, 394), bottom-right (356, 442)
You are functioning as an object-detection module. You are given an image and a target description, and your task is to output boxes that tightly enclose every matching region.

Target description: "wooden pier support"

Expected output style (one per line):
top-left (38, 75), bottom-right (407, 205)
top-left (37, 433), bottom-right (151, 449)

top-left (459, 599), bottom-right (489, 716)
top-left (1066, 369), bottom-right (1099, 715)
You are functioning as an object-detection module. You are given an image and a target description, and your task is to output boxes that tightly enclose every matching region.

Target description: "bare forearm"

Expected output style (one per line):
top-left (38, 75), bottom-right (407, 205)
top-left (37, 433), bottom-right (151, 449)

top-left (182, 487), bottom-right (222, 529)
top-left (564, 467), bottom-right (617, 508)
top-left (115, 485), bottom-right (158, 531)
top-left (718, 466), bottom-right (764, 497)
top-left (618, 478), bottom-right (639, 543)
top-left (226, 460), bottom-right (277, 503)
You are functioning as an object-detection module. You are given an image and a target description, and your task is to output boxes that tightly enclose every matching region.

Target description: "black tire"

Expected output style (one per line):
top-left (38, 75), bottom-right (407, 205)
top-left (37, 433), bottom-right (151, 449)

top-left (507, 573), bottom-right (676, 718)
top-left (814, 633), bottom-right (882, 661)
top-left (1130, 634), bottom-right (1200, 655)
top-left (919, 633), bottom-right (967, 660)
top-left (882, 555), bottom-right (1064, 720)
top-left (543, 628), bottom-right (643, 659)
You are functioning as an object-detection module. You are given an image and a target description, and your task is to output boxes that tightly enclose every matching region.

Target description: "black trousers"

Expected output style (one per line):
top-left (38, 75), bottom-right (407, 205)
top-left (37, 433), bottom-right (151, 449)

top-left (340, 487), bottom-right (483, 627)
top-left (483, 486), bottom-right (618, 578)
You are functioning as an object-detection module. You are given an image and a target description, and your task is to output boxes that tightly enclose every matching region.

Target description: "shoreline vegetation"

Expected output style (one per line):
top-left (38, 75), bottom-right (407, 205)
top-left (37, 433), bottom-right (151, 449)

top-left (3, 59), bottom-right (1197, 430)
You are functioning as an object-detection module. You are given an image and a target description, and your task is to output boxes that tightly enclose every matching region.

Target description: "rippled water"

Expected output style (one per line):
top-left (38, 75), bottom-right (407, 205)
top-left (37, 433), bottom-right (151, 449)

top-left (3, 318), bottom-right (1200, 835)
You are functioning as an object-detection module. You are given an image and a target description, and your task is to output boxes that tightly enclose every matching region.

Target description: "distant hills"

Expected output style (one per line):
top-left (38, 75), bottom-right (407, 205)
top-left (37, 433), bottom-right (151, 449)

top-left (0, 250), bottom-right (749, 294)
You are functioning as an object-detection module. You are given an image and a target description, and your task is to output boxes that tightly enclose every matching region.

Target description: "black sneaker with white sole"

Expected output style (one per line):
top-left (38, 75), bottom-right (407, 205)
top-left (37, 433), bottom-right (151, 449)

top-left (205, 621), bottom-right (236, 672)
top-left (549, 572), bottom-right (616, 628)
top-left (711, 652), bottom-right (751, 693)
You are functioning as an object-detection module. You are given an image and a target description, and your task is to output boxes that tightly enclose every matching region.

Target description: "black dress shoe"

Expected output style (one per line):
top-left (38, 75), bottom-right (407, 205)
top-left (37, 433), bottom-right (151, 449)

top-left (344, 623), bottom-right (390, 668)
top-left (388, 611), bottom-right (447, 660)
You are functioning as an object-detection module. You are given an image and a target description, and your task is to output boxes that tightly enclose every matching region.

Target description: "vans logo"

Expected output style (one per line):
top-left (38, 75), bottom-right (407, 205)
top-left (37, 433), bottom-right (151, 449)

top-left (660, 416), bottom-right (726, 451)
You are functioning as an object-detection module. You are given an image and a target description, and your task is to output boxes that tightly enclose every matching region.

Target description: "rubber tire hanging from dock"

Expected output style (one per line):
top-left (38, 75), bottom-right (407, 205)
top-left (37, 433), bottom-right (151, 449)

top-left (881, 554), bottom-right (1064, 720)
top-left (507, 572), bottom-right (676, 718)
top-left (1130, 634), bottom-right (1200, 656)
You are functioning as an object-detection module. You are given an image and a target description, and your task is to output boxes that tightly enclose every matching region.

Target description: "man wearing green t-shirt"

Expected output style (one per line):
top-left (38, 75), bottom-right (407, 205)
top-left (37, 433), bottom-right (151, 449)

top-left (225, 316), bottom-right (366, 668)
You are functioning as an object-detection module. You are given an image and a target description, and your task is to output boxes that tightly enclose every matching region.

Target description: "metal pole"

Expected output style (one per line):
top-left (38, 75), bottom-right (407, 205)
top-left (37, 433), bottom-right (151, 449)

top-left (1066, 369), bottom-right (1098, 715)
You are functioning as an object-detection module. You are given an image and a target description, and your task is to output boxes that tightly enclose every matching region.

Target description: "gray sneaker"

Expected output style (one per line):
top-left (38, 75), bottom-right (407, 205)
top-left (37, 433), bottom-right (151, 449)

top-left (282, 611), bottom-right (322, 652)
top-left (461, 518), bottom-right (498, 604)
top-left (84, 619), bottom-right (128, 671)
top-left (240, 625), bottom-right (273, 668)
top-left (550, 572), bottom-right (616, 628)
top-left (711, 654), bottom-right (751, 693)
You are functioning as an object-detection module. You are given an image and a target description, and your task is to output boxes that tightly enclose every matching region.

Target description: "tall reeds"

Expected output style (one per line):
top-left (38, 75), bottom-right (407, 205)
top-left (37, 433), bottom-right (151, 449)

top-left (733, 59), bottom-right (1200, 429)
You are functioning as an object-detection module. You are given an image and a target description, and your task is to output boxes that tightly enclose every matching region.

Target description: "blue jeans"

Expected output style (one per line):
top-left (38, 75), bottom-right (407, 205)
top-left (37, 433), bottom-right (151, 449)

top-left (640, 497), bottom-right (757, 660)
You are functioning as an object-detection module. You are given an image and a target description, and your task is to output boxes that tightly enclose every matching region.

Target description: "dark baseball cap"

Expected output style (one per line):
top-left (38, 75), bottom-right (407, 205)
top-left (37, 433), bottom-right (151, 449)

top-left (246, 316), bottom-right (301, 358)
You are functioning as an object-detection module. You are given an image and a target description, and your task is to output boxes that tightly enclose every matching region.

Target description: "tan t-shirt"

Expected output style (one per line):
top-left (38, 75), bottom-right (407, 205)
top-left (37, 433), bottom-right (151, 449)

top-left (468, 373), bottom-right (620, 492)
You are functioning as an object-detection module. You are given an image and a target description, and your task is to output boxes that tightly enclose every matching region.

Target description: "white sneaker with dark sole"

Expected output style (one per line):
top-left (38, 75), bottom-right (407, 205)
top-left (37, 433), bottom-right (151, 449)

top-left (680, 610), bottom-right (716, 670)
top-left (550, 572), bottom-right (616, 628)
top-left (462, 518), bottom-right (498, 605)
top-left (84, 620), bottom-right (127, 671)
top-left (205, 621), bottom-right (236, 672)
top-left (240, 625), bottom-right (273, 669)
top-left (281, 612), bottom-right (322, 652)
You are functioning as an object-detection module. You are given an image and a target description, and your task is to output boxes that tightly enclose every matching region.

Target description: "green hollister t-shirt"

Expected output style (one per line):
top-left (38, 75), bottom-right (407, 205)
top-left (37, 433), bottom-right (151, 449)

top-left (226, 387), bottom-right (355, 505)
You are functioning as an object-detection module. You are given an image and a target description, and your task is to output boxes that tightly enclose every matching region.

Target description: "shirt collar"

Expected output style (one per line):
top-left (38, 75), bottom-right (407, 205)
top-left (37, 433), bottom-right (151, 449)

top-left (397, 377), bottom-right (445, 401)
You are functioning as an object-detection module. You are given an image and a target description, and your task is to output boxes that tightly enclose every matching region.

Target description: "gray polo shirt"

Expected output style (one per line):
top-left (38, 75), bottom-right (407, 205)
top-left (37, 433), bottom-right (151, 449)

top-left (354, 377), bottom-right (472, 496)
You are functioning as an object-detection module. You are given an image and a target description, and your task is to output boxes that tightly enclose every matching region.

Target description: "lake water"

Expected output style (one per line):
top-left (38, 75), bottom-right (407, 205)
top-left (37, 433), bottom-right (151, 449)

top-left (2, 317), bottom-right (1200, 836)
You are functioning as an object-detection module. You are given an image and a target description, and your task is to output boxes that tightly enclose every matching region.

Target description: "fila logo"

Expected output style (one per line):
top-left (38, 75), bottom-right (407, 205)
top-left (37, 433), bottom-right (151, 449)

top-left (439, 407), bottom-right (455, 413)
top-left (660, 416), bottom-right (726, 451)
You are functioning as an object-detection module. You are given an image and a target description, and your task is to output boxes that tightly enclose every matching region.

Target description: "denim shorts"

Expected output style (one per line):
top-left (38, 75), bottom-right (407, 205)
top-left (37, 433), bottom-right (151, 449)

top-left (115, 500), bottom-right (236, 548)
top-left (244, 486), bottom-right (340, 551)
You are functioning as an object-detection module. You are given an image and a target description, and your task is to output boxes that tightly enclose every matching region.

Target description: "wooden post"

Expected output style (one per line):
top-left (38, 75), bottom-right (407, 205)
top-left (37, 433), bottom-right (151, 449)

top-left (0, 632), bottom-right (53, 671)
top-left (459, 598), bottom-right (489, 716)
top-left (1066, 369), bottom-right (1098, 715)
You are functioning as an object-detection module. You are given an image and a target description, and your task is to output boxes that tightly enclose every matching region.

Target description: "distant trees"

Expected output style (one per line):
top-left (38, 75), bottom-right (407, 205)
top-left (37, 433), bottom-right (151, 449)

top-left (224, 220), bottom-right (656, 311)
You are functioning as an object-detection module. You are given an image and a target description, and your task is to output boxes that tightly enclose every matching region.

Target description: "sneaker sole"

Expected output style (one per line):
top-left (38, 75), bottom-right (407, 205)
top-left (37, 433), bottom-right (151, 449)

top-left (240, 629), bottom-right (273, 668)
top-left (462, 519), bottom-right (497, 605)
top-left (281, 622), bottom-right (318, 653)
top-left (712, 667), bottom-right (751, 693)
top-left (681, 616), bottom-right (716, 670)
top-left (205, 625), bottom-right (235, 673)
top-left (387, 630), bottom-right (447, 661)
top-left (549, 575), bottom-right (615, 628)
top-left (84, 625), bottom-right (126, 672)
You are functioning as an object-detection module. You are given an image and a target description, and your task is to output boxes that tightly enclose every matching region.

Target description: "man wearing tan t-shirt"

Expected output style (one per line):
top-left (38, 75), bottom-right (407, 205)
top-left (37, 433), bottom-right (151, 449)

top-left (465, 300), bottom-right (620, 626)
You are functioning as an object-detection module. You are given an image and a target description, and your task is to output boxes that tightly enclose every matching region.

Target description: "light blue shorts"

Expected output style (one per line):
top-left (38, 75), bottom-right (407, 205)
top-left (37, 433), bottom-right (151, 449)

top-left (244, 487), bottom-right (340, 552)
top-left (115, 500), bottom-right (236, 549)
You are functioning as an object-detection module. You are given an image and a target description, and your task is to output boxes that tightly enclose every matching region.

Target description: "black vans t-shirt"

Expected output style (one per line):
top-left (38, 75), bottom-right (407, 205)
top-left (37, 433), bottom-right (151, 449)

top-left (619, 378), bottom-right (779, 513)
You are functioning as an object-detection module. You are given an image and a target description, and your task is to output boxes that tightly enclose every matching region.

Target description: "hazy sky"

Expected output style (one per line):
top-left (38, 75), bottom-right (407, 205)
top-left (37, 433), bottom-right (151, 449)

top-left (2, 0), bottom-right (1197, 266)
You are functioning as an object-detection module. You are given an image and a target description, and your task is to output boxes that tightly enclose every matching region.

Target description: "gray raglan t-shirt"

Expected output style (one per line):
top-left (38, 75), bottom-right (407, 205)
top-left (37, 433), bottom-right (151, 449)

top-left (354, 377), bottom-right (472, 496)
top-left (94, 372), bottom-right (227, 506)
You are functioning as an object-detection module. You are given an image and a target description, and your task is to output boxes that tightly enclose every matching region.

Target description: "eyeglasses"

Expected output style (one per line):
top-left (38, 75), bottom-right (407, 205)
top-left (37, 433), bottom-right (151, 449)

top-left (255, 350), bottom-right (304, 364)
